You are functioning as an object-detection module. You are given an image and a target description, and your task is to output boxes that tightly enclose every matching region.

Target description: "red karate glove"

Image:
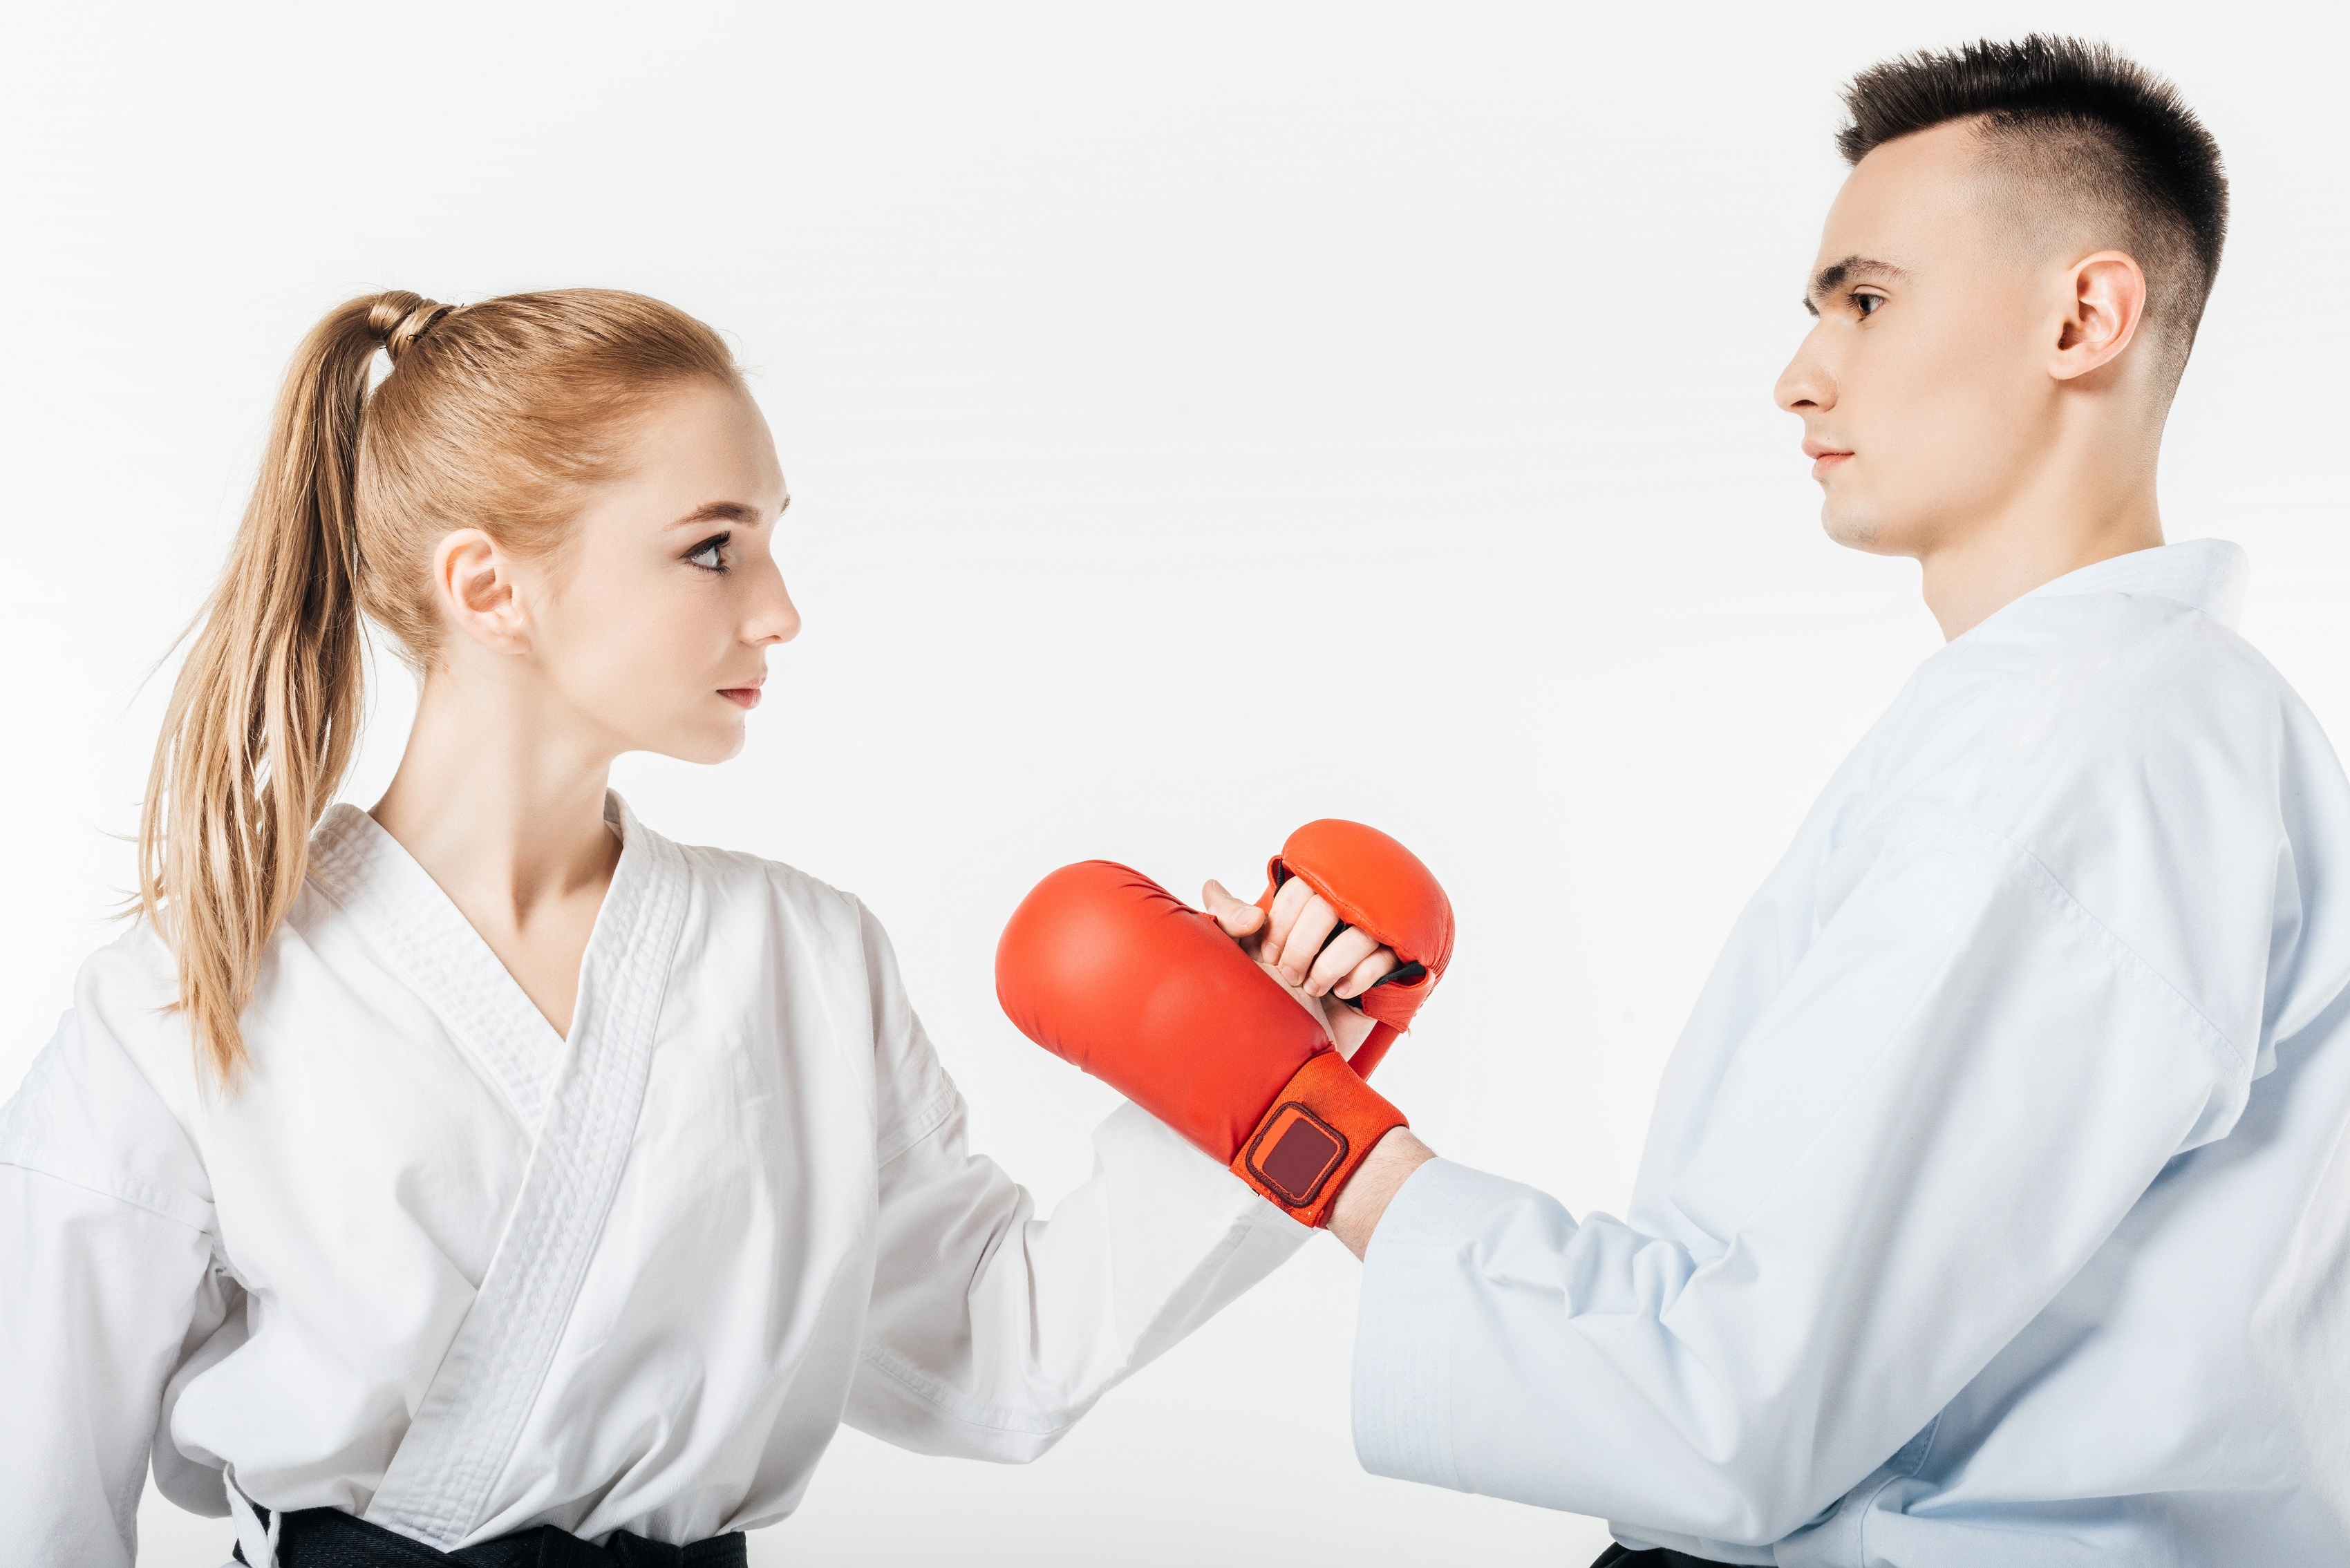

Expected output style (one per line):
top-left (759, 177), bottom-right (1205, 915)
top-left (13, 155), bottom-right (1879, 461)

top-left (997, 860), bottom-right (1405, 1228)
top-left (1255, 820), bottom-right (1454, 1079)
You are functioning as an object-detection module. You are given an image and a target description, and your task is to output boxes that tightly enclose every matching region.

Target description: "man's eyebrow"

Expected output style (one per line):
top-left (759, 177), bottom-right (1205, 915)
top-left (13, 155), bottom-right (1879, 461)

top-left (1803, 254), bottom-right (1911, 315)
top-left (668, 498), bottom-right (784, 530)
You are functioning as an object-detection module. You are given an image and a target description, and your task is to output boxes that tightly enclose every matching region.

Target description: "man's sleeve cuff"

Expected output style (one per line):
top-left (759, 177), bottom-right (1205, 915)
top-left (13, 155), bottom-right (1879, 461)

top-left (1350, 1157), bottom-right (1545, 1491)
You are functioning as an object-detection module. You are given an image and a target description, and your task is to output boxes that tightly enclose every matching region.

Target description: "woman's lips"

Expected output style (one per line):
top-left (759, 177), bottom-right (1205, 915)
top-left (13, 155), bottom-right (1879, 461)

top-left (719, 686), bottom-right (763, 710)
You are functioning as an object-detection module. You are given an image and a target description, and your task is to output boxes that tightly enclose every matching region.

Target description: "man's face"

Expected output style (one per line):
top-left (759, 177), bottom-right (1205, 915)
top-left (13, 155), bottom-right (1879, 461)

top-left (1775, 121), bottom-right (2060, 557)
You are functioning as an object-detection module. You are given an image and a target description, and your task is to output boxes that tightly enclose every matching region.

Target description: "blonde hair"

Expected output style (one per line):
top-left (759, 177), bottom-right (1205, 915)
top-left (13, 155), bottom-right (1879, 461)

top-left (138, 288), bottom-right (741, 1083)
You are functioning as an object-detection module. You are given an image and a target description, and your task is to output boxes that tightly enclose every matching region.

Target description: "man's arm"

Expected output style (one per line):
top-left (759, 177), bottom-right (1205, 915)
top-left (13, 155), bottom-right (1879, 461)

top-left (1337, 825), bottom-right (2247, 1547)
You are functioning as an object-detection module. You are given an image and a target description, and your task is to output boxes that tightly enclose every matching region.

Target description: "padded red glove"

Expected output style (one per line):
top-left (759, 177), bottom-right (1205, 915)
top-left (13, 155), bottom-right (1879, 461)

top-left (1256, 820), bottom-right (1454, 1079)
top-left (996, 860), bottom-right (1405, 1228)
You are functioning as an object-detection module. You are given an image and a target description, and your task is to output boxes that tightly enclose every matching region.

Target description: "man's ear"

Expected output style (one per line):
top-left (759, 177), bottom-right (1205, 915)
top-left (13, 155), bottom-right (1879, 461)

top-left (2051, 249), bottom-right (2149, 383)
top-left (433, 529), bottom-right (532, 654)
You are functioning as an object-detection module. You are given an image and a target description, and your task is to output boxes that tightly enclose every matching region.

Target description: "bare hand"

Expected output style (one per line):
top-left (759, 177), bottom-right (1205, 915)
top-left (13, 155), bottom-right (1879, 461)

top-left (1203, 877), bottom-right (1399, 999)
top-left (1201, 878), bottom-right (1391, 1061)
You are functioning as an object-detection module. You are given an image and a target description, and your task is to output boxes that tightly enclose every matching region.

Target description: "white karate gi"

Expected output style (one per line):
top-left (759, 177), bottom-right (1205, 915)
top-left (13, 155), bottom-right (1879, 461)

top-left (0, 797), bottom-right (1308, 1568)
top-left (1353, 540), bottom-right (2350, 1565)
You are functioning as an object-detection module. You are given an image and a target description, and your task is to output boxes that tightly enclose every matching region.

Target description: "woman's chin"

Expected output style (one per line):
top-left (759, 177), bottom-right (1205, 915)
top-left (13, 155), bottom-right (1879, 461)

top-left (645, 714), bottom-right (750, 767)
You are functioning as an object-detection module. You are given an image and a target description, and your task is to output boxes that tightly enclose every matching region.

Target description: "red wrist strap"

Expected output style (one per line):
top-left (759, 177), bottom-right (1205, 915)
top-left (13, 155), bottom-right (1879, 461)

top-left (1345, 1021), bottom-right (1400, 1081)
top-left (1230, 1050), bottom-right (1406, 1229)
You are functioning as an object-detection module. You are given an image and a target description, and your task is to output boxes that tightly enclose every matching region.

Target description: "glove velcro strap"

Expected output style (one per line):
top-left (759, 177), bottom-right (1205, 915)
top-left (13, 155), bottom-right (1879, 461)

top-left (1230, 1050), bottom-right (1406, 1228)
top-left (1355, 967), bottom-right (1431, 1032)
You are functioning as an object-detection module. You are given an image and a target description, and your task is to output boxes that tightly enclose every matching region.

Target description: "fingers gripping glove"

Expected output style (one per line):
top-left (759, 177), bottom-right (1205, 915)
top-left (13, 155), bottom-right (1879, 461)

top-left (1256, 820), bottom-right (1454, 1080)
top-left (996, 860), bottom-right (1405, 1228)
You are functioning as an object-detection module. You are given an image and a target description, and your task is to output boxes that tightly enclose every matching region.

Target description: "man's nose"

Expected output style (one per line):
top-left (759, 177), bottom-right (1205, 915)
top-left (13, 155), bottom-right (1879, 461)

top-left (1774, 328), bottom-right (1837, 414)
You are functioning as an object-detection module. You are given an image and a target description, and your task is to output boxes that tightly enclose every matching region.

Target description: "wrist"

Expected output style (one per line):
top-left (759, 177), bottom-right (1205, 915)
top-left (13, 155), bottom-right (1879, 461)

top-left (1328, 1126), bottom-right (1436, 1258)
top-left (1228, 1052), bottom-right (1407, 1228)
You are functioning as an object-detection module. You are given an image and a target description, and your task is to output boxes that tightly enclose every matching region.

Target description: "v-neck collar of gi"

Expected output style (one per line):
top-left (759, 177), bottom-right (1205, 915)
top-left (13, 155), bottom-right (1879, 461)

top-left (2013, 537), bottom-right (2249, 630)
top-left (304, 791), bottom-right (653, 1135)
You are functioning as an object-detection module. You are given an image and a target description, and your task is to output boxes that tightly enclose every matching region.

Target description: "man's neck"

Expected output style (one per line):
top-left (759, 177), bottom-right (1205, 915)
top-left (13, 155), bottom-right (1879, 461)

top-left (1917, 464), bottom-right (2165, 641)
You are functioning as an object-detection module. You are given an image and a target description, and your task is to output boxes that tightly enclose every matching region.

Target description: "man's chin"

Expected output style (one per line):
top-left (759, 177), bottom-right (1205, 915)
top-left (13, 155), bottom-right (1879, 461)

top-left (1821, 498), bottom-right (1895, 556)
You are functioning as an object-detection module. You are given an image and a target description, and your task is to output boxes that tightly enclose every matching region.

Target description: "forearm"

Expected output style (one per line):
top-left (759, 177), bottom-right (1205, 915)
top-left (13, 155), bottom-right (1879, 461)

top-left (852, 1100), bottom-right (1308, 1457)
top-left (1342, 977), bottom-right (2231, 1539)
top-left (1328, 1126), bottom-right (1437, 1258)
top-left (1348, 1164), bottom-right (1831, 1540)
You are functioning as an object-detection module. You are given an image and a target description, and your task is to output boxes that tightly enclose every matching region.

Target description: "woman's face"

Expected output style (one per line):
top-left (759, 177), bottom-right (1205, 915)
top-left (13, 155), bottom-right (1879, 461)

top-left (512, 379), bottom-right (799, 765)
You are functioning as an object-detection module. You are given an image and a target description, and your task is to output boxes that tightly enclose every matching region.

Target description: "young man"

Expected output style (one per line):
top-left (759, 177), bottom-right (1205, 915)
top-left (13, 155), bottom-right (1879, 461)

top-left (1237, 36), bottom-right (2350, 1567)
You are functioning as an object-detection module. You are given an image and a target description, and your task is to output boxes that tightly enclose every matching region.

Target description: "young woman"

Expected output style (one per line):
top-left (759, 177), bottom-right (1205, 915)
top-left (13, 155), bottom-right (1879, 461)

top-left (0, 290), bottom-right (1387, 1567)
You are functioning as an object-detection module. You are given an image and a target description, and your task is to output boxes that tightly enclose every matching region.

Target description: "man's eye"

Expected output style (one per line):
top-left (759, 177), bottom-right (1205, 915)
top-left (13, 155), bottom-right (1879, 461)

top-left (686, 533), bottom-right (729, 572)
top-left (1853, 292), bottom-right (1885, 318)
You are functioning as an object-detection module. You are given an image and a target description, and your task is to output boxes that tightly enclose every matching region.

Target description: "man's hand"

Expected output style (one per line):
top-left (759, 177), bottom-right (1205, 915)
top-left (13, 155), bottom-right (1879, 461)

top-left (1203, 878), bottom-right (1392, 1061)
top-left (1203, 876), bottom-right (1401, 1000)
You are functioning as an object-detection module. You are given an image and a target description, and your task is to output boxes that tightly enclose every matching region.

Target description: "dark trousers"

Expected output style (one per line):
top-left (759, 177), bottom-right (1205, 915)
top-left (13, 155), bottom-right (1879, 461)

top-left (1592, 1545), bottom-right (1742, 1568)
top-left (236, 1507), bottom-right (747, 1567)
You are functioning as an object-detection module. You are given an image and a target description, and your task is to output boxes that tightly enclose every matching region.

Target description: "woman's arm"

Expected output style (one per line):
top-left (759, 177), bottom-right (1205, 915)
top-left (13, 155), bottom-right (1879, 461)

top-left (848, 1095), bottom-right (1309, 1460)
top-left (838, 901), bottom-right (1311, 1461)
top-left (0, 1169), bottom-right (218, 1567)
top-left (0, 1002), bottom-right (219, 1568)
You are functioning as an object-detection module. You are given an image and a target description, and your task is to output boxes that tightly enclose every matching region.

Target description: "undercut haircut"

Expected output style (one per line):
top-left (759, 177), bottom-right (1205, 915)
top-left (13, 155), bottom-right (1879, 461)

top-left (1839, 35), bottom-right (2228, 381)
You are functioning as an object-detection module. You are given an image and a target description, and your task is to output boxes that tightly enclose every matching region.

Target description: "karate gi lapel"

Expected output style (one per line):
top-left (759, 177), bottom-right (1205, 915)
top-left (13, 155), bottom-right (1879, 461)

top-left (307, 807), bottom-right (568, 1129)
top-left (346, 793), bottom-right (690, 1550)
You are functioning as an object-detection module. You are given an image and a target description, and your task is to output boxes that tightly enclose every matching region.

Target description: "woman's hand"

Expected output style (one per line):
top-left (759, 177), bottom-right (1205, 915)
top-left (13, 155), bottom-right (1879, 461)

top-left (1202, 878), bottom-right (1397, 1061)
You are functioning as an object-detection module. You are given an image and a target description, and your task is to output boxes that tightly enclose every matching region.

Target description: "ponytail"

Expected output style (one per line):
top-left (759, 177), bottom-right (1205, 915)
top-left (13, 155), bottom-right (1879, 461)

top-left (138, 286), bottom-right (737, 1084)
top-left (138, 292), bottom-right (450, 1084)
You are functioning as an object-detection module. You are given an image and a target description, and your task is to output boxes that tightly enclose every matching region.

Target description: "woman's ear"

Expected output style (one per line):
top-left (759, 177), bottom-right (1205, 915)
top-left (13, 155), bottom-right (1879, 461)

top-left (433, 529), bottom-right (532, 654)
top-left (2050, 249), bottom-right (2149, 383)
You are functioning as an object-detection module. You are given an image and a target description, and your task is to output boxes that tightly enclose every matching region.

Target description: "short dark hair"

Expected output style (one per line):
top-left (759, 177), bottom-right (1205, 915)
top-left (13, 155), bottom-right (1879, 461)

top-left (1838, 35), bottom-right (2228, 364)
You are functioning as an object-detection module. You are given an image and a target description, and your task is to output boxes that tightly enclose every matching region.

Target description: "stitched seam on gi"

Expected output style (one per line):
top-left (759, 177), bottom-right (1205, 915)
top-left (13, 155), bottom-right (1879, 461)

top-left (854, 1339), bottom-right (1078, 1437)
top-left (875, 1084), bottom-right (961, 1169)
top-left (1888, 808), bottom-right (2248, 1077)
top-left (0, 1155), bottom-right (214, 1232)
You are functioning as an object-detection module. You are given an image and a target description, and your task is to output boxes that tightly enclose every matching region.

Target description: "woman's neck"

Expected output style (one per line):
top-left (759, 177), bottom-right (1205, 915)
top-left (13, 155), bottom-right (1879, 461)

top-left (370, 668), bottom-right (622, 938)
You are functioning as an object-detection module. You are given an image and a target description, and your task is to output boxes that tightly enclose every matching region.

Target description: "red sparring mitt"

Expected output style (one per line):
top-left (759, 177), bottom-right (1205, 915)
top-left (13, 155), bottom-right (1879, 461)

top-left (997, 860), bottom-right (1404, 1228)
top-left (1256, 820), bottom-right (1454, 1079)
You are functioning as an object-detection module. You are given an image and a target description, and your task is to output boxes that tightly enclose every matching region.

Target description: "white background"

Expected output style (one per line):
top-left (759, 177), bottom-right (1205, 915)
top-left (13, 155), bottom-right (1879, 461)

top-left (3, 2), bottom-right (2344, 1564)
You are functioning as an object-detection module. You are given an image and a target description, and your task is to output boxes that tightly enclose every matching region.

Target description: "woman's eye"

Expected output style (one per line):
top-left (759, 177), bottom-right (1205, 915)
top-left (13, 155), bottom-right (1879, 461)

top-left (686, 533), bottom-right (730, 572)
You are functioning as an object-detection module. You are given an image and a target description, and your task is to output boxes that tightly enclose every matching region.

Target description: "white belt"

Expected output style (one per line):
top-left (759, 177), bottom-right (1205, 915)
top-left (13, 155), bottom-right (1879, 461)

top-left (223, 1468), bottom-right (281, 1568)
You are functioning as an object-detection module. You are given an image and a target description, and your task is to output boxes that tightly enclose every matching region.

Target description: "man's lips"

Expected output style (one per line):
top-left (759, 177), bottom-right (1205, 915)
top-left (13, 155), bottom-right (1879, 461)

top-left (1803, 438), bottom-right (1854, 481)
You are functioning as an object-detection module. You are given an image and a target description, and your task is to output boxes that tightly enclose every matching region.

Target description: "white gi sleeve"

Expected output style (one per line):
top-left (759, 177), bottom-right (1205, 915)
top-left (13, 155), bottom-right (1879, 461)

top-left (840, 901), bottom-right (1311, 1461)
top-left (1350, 814), bottom-right (2250, 1547)
top-left (0, 1001), bottom-right (221, 1568)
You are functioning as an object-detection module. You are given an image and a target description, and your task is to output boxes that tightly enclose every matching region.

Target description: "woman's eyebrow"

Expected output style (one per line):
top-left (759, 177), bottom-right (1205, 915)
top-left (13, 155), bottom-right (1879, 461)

top-left (668, 500), bottom-right (767, 530)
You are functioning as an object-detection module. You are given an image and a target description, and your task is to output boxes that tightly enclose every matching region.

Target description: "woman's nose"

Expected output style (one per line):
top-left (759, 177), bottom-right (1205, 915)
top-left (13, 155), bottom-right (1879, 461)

top-left (746, 564), bottom-right (801, 646)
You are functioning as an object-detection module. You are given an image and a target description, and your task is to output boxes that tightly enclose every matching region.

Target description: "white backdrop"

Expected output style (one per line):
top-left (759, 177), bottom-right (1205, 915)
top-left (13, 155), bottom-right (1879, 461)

top-left (3, 3), bottom-right (2344, 1564)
